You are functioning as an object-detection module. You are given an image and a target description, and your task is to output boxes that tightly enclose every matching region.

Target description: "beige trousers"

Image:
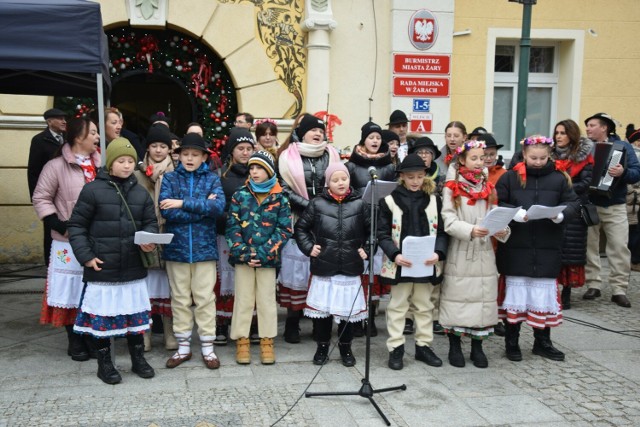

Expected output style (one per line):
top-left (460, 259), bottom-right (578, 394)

top-left (386, 282), bottom-right (436, 351)
top-left (166, 261), bottom-right (217, 340)
top-left (585, 204), bottom-right (630, 296)
top-left (230, 265), bottom-right (277, 340)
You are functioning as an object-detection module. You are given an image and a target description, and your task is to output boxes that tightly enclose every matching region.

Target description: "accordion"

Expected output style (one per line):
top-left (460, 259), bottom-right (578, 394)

top-left (589, 141), bottom-right (626, 197)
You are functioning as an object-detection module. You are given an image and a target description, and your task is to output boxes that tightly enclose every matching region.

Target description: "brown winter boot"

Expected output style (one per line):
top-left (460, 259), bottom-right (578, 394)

top-left (236, 337), bottom-right (251, 364)
top-left (259, 338), bottom-right (275, 365)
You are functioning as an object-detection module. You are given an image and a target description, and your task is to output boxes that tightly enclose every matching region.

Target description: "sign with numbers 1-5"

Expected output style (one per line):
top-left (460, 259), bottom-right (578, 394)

top-left (413, 99), bottom-right (431, 112)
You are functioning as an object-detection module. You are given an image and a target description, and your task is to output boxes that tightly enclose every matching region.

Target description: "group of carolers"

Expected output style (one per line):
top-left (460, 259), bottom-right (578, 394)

top-left (36, 108), bottom-right (615, 385)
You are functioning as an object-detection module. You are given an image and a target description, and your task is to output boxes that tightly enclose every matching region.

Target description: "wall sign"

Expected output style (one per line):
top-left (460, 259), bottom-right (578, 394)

top-left (409, 9), bottom-right (438, 50)
top-left (393, 77), bottom-right (449, 97)
top-left (394, 54), bottom-right (450, 75)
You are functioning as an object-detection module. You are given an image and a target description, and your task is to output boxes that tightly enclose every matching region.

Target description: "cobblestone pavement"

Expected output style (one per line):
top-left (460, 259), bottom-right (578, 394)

top-left (1, 261), bottom-right (639, 427)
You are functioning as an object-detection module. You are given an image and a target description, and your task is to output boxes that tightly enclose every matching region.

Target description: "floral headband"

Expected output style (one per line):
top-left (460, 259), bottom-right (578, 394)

top-left (254, 118), bottom-right (277, 126)
top-left (455, 139), bottom-right (486, 155)
top-left (520, 135), bottom-right (554, 147)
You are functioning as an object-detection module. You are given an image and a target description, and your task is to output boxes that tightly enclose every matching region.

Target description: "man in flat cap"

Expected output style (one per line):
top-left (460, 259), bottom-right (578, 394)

top-left (583, 113), bottom-right (640, 308)
top-left (27, 108), bottom-right (67, 265)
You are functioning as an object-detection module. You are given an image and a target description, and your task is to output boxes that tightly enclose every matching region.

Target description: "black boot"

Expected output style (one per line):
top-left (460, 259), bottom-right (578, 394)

top-left (493, 321), bottom-right (506, 337)
top-left (561, 286), bottom-right (571, 310)
top-left (470, 339), bottom-right (488, 368)
top-left (447, 333), bottom-right (465, 367)
top-left (284, 316), bottom-right (301, 344)
top-left (338, 342), bottom-right (356, 367)
top-left (128, 340), bottom-right (155, 378)
top-left (65, 325), bottom-right (89, 361)
top-left (313, 342), bottom-right (330, 365)
top-left (504, 322), bottom-right (523, 361)
top-left (83, 334), bottom-right (98, 359)
top-left (352, 321), bottom-right (365, 338)
top-left (96, 346), bottom-right (122, 384)
top-left (532, 327), bottom-right (565, 361)
top-left (388, 344), bottom-right (404, 370)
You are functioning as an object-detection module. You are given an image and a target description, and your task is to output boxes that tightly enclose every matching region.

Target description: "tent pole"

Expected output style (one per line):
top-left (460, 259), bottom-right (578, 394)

top-left (96, 73), bottom-right (106, 166)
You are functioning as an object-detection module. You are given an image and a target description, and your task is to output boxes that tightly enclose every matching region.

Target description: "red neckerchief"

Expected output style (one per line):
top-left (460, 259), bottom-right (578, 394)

top-left (328, 188), bottom-right (351, 203)
top-left (445, 153), bottom-right (454, 166)
top-left (554, 154), bottom-right (594, 178)
top-left (78, 159), bottom-right (97, 183)
top-left (458, 166), bottom-right (483, 185)
top-left (444, 172), bottom-right (496, 206)
top-left (512, 162), bottom-right (527, 187)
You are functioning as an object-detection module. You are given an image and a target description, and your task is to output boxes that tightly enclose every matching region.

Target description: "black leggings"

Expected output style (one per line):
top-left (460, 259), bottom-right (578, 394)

top-left (314, 317), bottom-right (353, 343)
top-left (93, 334), bottom-right (143, 350)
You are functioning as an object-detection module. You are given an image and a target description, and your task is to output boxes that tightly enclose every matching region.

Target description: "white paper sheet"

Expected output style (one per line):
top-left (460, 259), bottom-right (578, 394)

top-left (401, 235), bottom-right (436, 278)
top-left (526, 205), bottom-right (567, 220)
top-left (362, 180), bottom-right (398, 204)
top-left (134, 231), bottom-right (174, 245)
top-left (480, 206), bottom-right (522, 236)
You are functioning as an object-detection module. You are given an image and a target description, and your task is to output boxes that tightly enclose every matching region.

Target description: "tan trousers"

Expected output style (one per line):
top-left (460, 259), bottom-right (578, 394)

top-left (386, 282), bottom-right (436, 351)
top-left (230, 265), bottom-right (277, 340)
top-left (166, 261), bottom-right (217, 340)
top-left (586, 204), bottom-right (630, 296)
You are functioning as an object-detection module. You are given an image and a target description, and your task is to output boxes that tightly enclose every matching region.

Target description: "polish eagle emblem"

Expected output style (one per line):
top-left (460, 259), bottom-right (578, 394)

top-left (414, 19), bottom-right (434, 43)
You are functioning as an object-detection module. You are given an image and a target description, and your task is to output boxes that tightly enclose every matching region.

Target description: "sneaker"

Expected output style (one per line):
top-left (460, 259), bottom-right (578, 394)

top-left (403, 318), bottom-right (414, 335)
top-left (415, 344), bottom-right (443, 367)
top-left (214, 324), bottom-right (228, 346)
top-left (388, 344), bottom-right (404, 370)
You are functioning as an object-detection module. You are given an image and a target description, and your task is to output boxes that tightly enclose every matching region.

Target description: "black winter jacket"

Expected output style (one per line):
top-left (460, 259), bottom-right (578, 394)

top-left (294, 188), bottom-right (371, 277)
top-left (496, 161), bottom-right (580, 278)
top-left (377, 186), bottom-right (449, 285)
top-left (552, 140), bottom-right (593, 266)
top-left (68, 169), bottom-right (158, 283)
top-left (27, 128), bottom-right (63, 199)
top-left (279, 150), bottom-right (332, 216)
top-left (216, 162), bottom-right (249, 235)
top-left (346, 145), bottom-right (396, 197)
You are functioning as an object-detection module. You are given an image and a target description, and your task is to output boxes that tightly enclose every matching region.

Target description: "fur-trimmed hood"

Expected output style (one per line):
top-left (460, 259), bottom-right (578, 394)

top-left (553, 137), bottom-right (593, 163)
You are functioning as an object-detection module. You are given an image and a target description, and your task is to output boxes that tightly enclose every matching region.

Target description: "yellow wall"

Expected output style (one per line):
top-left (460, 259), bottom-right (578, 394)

top-left (452, 0), bottom-right (640, 133)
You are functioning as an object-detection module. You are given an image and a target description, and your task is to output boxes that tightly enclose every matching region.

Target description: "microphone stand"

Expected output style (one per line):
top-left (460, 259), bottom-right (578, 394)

top-left (305, 174), bottom-right (406, 426)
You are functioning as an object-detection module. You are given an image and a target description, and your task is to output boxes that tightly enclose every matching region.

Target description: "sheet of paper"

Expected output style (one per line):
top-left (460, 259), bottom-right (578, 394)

top-left (401, 235), bottom-right (435, 278)
top-left (362, 180), bottom-right (398, 204)
top-left (526, 205), bottom-right (567, 220)
top-left (480, 206), bottom-right (522, 236)
top-left (134, 231), bottom-right (174, 245)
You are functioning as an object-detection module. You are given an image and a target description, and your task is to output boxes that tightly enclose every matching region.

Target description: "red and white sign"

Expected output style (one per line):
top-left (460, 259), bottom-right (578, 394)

top-left (393, 54), bottom-right (450, 75)
top-left (410, 113), bottom-right (433, 133)
top-left (393, 77), bottom-right (449, 97)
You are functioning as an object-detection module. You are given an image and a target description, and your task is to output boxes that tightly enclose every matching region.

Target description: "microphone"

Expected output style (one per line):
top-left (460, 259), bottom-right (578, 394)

top-left (368, 166), bottom-right (378, 180)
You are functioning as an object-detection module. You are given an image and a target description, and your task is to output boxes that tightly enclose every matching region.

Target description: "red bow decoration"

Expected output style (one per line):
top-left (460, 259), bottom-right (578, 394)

top-left (314, 111), bottom-right (342, 143)
top-left (137, 35), bottom-right (159, 73)
top-left (145, 164), bottom-right (154, 177)
top-left (192, 57), bottom-right (212, 98)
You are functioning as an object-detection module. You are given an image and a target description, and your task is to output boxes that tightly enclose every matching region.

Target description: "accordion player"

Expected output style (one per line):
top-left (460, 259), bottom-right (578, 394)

top-left (589, 141), bottom-right (627, 197)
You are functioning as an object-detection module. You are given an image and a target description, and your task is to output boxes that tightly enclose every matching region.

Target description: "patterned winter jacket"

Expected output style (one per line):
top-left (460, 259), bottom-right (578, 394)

top-left (225, 182), bottom-right (292, 268)
top-left (160, 162), bottom-right (225, 263)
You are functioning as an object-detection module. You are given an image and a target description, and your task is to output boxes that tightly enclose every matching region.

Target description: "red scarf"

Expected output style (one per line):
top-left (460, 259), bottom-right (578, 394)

top-left (328, 188), bottom-right (351, 203)
top-left (554, 155), bottom-right (594, 178)
top-left (444, 168), bottom-right (496, 206)
top-left (513, 162), bottom-right (527, 187)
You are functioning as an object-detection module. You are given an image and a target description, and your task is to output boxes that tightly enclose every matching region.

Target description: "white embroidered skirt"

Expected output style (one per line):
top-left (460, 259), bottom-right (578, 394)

top-left (47, 240), bottom-right (84, 308)
top-left (146, 268), bottom-right (171, 299)
top-left (217, 235), bottom-right (235, 296)
top-left (304, 274), bottom-right (368, 323)
top-left (278, 240), bottom-right (310, 291)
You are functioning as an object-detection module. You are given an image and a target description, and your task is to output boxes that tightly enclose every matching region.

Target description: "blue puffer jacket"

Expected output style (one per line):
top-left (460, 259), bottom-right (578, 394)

top-left (160, 162), bottom-right (225, 263)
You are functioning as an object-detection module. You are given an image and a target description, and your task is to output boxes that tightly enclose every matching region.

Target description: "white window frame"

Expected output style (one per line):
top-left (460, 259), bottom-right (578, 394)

top-left (484, 29), bottom-right (585, 157)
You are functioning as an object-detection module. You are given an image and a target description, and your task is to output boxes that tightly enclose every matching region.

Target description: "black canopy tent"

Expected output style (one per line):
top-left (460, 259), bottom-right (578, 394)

top-left (0, 0), bottom-right (111, 162)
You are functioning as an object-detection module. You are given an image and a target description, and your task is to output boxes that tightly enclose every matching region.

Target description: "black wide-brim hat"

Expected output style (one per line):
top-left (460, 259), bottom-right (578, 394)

top-left (476, 133), bottom-right (503, 150)
top-left (468, 126), bottom-right (488, 138)
top-left (396, 153), bottom-right (428, 173)
top-left (408, 136), bottom-right (441, 159)
top-left (584, 113), bottom-right (616, 133)
top-left (387, 109), bottom-right (409, 126)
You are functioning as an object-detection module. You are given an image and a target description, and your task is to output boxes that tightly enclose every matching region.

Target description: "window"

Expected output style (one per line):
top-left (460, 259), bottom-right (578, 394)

top-left (492, 42), bottom-right (558, 150)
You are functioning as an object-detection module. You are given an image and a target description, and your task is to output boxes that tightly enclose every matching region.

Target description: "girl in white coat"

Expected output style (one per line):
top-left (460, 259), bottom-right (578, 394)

top-left (440, 140), bottom-right (509, 368)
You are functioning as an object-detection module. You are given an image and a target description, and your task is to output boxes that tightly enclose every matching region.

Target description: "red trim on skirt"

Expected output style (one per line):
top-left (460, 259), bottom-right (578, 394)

top-left (362, 274), bottom-right (389, 300)
top-left (39, 280), bottom-right (77, 327)
top-left (214, 276), bottom-right (235, 318)
top-left (497, 274), bottom-right (563, 329)
top-left (557, 265), bottom-right (585, 288)
top-left (150, 298), bottom-right (172, 317)
top-left (277, 283), bottom-right (308, 311)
